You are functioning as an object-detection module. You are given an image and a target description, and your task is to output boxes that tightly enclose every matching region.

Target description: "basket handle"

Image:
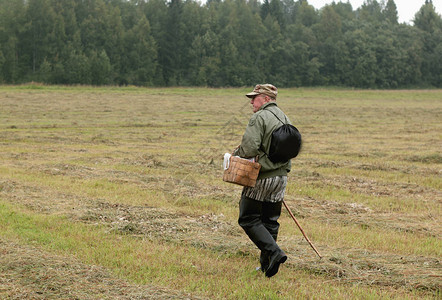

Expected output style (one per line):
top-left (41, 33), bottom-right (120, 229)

top-left (232, 145), bottom-right (240, 155)
top-left (229, 146), bottom-right (259, 163)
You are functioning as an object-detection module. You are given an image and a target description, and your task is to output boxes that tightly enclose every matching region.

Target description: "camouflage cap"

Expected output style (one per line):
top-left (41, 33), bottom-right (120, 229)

top-left (246, 84), bottom-right (278, 99)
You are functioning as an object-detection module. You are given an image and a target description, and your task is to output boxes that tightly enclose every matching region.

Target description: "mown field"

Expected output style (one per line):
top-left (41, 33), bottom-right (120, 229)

top-left (0, 85), bottom-right (440, 299)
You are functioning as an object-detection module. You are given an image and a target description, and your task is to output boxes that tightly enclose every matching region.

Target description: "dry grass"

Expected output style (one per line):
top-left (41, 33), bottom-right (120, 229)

top-left (0, 237), bottom-right (198, 299)
top-left (0, 85), bottom-right (440, 299)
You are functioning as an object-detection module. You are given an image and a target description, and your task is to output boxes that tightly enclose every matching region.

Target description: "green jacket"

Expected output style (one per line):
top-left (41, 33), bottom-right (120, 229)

top-left (233, 102), bottom-right (292, 179)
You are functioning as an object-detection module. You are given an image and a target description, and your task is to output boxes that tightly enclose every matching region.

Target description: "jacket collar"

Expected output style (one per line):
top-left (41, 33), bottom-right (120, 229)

top-left (258, 101), bottom-right (277, 111)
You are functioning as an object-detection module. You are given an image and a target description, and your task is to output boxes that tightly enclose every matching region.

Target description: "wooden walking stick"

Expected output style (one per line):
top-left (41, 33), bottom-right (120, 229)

top-left (283, 200), bottom-right (322, 259)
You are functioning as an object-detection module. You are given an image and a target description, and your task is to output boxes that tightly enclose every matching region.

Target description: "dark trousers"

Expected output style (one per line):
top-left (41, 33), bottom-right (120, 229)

top-left (238, 195), bottom-right (283, 267)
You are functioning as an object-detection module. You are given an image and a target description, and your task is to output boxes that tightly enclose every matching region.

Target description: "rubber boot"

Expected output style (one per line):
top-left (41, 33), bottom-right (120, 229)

top-left (239, 196), bottom-right (286, 276)
top-left (259, 251), bottom-right (269, 272)
top-left (262, 201), bottom-right (282, 241)
top-left (240, 221), bottom-right (280, 255)
top-left (265, 248), bottom-right (287, 278)
top-left (260, 201), bottom-right (282, 272)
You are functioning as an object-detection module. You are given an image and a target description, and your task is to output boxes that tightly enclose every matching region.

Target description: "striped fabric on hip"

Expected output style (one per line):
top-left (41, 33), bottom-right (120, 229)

top-left (242, 176), bottom-right (287, 203)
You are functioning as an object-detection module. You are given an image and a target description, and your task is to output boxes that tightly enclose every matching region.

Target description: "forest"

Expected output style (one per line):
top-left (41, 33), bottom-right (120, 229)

top-left (0, 0), bottom-right (441, 88)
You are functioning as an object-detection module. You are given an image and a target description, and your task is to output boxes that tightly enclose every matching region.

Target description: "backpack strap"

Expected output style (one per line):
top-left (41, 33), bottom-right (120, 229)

top-left (260, 108), bottom-right (288, 158)
top-left (264, 107), bottom-right (288, 125)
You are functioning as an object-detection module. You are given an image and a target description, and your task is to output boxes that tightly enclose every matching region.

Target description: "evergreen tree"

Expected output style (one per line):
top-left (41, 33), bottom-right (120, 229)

top-left (269, 0), bottom-right (285, 28)
top-left (261, 0), bottom-right (271, 20)
top-left (0, 0), bottom-right (440, 87)
top-left (296, 0), bottom-right (318, 27)
top-left (358, 0), bottom-right (383, 23)
top-left (121, 14), bottom-right (157, 86)
top-left (414, 0), bottom-right (441, 32)
top-left (414, 0), bottom-right (442, 86)
top-left (383, 0), bottom-right (398, 24)
top-left (0, 49), bottom-right (5, 82)
top-left (161, 0), bottom-right (184, 85)
top-left (330, 1), bottom-right (355, 22)
top-left (314, 5), bottom-right (346, 85)
top-left (22, 0), bottom-right (57, 77)
top-left (38, 58), bottom-right (52, 83)
top-left (0, 0), bottom-right (26, 83)
top-left (90, 50), bottom-right (112, 85)
top-left (143, 0), bottom-right (168, 85)
top-left (180, 0), bottom-right (209, 85)
top-left (344, 28), bottom-right (377, 88)
top-left (64, 49), bottom-right (91, 84)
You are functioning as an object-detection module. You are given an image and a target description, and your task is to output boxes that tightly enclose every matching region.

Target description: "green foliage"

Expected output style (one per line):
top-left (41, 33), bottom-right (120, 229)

top-left (0, 0), bottom-right (441, 88)
top-left (90, 50), bottom-right (112, 85)
top-left (384, 0), bottom-right (398, 24)
top-left (414, 0), bottom-right (442, 87)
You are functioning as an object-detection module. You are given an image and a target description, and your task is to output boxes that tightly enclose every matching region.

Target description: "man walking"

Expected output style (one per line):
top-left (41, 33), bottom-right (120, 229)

top-left (233, 84), bottom-right (292, 278)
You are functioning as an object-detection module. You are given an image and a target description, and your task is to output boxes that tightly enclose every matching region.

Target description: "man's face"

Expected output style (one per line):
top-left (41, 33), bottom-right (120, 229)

top-left (250, 94), bottom-right (267, 113)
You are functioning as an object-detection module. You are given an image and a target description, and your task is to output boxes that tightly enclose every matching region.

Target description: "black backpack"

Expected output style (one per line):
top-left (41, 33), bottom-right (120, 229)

top-left (264, 109), bottom-right (302, 163)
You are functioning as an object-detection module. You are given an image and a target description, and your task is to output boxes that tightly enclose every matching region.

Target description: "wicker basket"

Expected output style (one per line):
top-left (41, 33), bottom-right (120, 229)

top-left (223, 156), bottom-right (261, 187)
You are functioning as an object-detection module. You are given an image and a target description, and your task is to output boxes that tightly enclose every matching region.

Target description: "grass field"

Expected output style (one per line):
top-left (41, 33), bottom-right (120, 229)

top-left (0, 85), bottom-right (440, 299)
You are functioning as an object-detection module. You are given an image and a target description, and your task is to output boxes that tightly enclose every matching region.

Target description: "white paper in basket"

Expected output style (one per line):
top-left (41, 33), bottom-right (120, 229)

top-left (223, 153), bottom-right (255, 170)
top-left (223, 153), bottom-right (231, 170)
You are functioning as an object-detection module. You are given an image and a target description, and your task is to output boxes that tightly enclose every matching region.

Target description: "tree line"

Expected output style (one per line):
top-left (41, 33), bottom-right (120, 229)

top-left (0, 0), bottom-right (441, 88)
